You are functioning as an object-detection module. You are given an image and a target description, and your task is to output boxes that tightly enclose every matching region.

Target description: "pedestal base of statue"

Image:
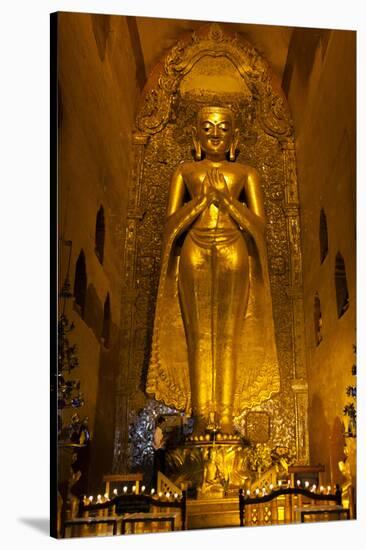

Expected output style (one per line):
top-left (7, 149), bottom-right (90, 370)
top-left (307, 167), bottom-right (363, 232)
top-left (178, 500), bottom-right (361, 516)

top-left (187, 496), bottom-right (240, 529)
top-left (167, 435), bottom-right (249, 500)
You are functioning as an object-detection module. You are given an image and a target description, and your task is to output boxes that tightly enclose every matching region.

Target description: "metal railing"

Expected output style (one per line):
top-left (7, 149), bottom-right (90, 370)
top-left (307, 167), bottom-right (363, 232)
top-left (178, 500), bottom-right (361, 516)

top-left (239, 484), bottom-right (343, 527)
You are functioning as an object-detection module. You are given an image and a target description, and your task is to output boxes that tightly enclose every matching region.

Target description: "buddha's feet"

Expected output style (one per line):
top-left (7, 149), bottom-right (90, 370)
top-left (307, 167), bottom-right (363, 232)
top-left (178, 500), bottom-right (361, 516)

top-left (219, 416), bottom-right (234, 435)
top-left (190, 414), bottom-right (207, 436)
top-left (190, 417), bottom-right (238, 438)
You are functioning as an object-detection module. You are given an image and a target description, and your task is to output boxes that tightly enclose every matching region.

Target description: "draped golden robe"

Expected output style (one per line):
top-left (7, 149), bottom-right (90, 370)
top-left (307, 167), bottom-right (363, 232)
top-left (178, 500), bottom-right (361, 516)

top-left (146, 186), bottom-right (280, 418)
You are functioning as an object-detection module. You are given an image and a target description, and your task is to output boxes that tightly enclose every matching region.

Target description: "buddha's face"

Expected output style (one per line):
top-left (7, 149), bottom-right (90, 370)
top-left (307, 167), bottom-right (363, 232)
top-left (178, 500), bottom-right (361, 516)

top-left (197, 109), bottom-right (234, 157)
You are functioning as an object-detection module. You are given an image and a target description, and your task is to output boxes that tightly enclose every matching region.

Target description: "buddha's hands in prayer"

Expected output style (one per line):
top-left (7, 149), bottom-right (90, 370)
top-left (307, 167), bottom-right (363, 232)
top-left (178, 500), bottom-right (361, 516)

top-left (207, 168), bottom-right (230, 197)
top-left (202, 174), bottom-right (217, 204)
top-left (202, 169), bottom-right (230, 206)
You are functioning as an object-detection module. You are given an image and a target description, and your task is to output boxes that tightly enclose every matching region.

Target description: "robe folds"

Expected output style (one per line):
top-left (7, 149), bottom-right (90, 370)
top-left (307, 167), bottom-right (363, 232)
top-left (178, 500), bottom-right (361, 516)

top-left (146, 192), bottom-right (280, 417)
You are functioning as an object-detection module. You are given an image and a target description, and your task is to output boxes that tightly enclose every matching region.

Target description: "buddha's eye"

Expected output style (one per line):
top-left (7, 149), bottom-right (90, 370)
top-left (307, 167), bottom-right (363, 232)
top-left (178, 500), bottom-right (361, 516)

top-left (201, 122), bottom-right (213, 133)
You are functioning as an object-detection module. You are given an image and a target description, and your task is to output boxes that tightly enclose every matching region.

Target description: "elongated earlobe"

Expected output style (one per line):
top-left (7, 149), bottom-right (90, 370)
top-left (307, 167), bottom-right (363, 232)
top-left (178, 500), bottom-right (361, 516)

top-left (229, 142), bottom-right (236, 161)
top-left (192, 127), bottom-right (202, 161)
top-left (195, 142), bottom-right (202, 161)
top-left (229, 129), bottom-right (239, 161)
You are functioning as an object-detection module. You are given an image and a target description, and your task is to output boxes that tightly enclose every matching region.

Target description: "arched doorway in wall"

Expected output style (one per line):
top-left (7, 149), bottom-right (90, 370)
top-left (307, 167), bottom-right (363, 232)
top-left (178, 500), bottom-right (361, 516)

top-left (319, 208), bottom-right (329, 264)
top-left (95, 206), bottom-right (105, 265)
top-left (74, 249), bottom-right (87, 318)
top-left (314, 292), bottom-right (323, 346)
top-left (101, 293), bottom-right (111, 348)
top-left (335, 252), bottom-right (349, 318)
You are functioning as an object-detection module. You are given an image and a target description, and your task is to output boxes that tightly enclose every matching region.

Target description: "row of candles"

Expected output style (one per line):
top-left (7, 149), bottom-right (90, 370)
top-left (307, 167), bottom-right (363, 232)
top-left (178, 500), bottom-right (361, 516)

top-left (243, 480), bottom-right (336, 498)
top-left (83, 480), bottom-right (336, 504)
top-left (83, 486), bottom-right (181, 505)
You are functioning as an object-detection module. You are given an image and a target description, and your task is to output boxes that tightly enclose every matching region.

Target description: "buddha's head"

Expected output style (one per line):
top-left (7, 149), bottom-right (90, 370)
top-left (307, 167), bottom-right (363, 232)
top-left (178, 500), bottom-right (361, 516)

top-left (193, 106), bottom-right (239, 161)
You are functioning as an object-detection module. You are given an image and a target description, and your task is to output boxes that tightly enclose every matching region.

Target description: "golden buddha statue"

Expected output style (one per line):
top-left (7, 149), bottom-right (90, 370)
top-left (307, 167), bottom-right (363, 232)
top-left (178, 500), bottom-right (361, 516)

top-left (147, 106), bottom-right (280, 434)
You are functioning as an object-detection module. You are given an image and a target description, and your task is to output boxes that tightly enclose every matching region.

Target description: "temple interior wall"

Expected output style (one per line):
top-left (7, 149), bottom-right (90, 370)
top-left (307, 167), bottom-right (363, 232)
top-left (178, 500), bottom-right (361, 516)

top-left (286, 30), bottom-right (356, 482)
top-left (57, 12), bottom-right (139, 490)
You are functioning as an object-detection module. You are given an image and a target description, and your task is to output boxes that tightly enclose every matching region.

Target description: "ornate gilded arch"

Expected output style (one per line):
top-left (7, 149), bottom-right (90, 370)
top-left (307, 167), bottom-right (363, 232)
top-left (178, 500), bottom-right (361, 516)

top-left (136, 23), bottom-right (293, 139)
top-left (113, 23), bottom-right (309, 471)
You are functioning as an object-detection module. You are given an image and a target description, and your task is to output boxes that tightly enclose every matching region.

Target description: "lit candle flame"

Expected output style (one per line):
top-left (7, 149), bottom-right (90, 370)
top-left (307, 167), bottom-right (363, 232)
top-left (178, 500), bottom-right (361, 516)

top-left (141, 485), bottom-right (146, 492)
top-left (151, 488), bottom-right (155, 495)
top-left (123, 486), bottom-right (127, 493)
top-left (113, 488), bottom-right (118, 496)
top-left (305, 481), bottom-right (309, 488)
top-left (297, 480), bottom-right (301, 486)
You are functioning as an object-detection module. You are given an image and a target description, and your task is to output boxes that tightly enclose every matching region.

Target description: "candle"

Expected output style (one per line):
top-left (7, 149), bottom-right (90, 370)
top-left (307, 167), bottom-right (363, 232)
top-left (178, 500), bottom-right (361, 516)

top-left (311, 484), bottom-right (316, 492)
top-left (269, 484), bottom-right (274, 491)
top-left (327, 485), bottom-right (331, 494)
top-left (151, 488), bottom-right (155, 495)
top-left (304, 481), bottom-right (309, 489)
top-left (158, 491), bottom-right (163, 498)
top-left (104, 493), bottom-right (109, 501)
top-left (166, 492), bottom-right (170, 498)
top-left (123, 486), bottom-right (128, 494)
top-left (174, 493), bottom-right (179, 499)
top-left (278, 480), bottom-right (282, 487)
top-left (320, 486), bottom-right (324, 493)
top-left (97, 494), bottom-right (102, 503)
top-left (113, 488), bottom-right (118, 496)
top-left (246, 489), bottom-right (250, 496)
top-left (255, 488), bottom-right (259, 495)
top-left (287, 479), bottom-right (291, 486)
top-left (88, 495), bottom-right (93, 502)
top-left (132, 485), bottom-right (136, 493)
top-left (141, 485), bottom-right (146, 493)
top-left (296, 480), bottom-right (301, 487)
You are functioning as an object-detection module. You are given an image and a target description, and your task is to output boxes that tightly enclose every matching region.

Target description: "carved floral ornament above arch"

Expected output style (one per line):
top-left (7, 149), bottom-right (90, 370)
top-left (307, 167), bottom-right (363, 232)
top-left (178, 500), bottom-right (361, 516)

top-left (136, 23), bottom-right (293, 139)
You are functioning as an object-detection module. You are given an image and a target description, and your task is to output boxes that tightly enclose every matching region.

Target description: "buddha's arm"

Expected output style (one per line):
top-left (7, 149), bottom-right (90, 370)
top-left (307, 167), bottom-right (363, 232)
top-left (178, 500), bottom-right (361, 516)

top-left (243, 168), bottom-right (266, 228)
top-left (163, 165), bottom-right (209, 246)
top-left (166, 165), bottom-right (186, 219)
top-left (219, 168), bottom-right (266, 242)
